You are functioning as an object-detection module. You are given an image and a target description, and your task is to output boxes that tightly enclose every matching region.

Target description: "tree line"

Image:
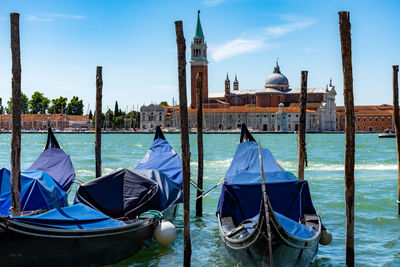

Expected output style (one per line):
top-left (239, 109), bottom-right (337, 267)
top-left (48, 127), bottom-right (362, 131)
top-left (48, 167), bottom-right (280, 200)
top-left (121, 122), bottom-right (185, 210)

top-left (91, 101), bottom-right (140, 129)
top-left (0, 92), bottom-right (84, 115)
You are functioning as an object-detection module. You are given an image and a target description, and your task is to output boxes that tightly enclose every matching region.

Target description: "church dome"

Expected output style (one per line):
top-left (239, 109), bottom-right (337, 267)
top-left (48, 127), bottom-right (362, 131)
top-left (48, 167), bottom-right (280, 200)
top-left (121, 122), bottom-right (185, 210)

top-left (265, 62), bottom-right (289, 91)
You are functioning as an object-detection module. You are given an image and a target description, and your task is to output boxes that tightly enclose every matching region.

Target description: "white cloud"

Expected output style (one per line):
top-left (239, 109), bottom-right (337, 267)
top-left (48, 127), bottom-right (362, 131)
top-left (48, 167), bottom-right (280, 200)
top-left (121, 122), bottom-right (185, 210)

top-left (26, 15), bottom-right (53, 22)
top-left (202, 0), bottom-right (229, 7)
top-left (25, 13), bottom-right (86, 22)
top-left (212, 39), bottom-right (266, 62)
top-left (264, 20), bottom-right (315, 38)
top-left (47, 13), bottom-right (86, 20)
top-left (210, 16), bottom-right (316, 62)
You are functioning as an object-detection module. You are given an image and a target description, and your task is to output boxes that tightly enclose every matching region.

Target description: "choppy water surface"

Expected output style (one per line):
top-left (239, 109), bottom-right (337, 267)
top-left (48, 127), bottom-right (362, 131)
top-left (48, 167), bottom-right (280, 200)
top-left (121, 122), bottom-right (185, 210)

top-left (0, 133), bottom-right (399, 266)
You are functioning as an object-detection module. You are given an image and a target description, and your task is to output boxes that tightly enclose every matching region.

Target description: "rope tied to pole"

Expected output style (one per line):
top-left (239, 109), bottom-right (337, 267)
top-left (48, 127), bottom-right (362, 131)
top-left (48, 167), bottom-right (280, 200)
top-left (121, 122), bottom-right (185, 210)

top-left (190, 177), bottom-right (225, 200)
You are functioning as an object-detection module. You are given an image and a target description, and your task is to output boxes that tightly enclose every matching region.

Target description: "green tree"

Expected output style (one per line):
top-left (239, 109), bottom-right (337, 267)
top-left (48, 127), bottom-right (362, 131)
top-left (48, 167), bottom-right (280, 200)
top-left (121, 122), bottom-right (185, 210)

top-left (88, 110), bottom-right (93, 120)
top-left (48, 96), bottom-right (68, 114)
top-left (127, 110), bottom-right (140, 129)
top-left (29, 91), bottom-right (50, 114)
top-left (115, 115), bottom-right (124, 129)
top-left (92, 112), bottom-right (105, 127)
top-left (0, 98), bottom-right (4, 114)
top-left (159, 101), bottom-right (169, 106)
top-left (114, 101), bottom-right (119, 117)
top-left (66, 96), bottom-right (84, 115)
top-left (6, 93), bottom-right (29, 114)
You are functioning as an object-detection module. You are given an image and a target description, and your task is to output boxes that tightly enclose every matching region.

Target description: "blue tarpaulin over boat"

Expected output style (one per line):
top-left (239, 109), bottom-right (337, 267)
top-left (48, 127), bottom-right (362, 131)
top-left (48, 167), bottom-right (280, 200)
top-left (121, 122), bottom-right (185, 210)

top-left (217, 141), bottom-right (317, 239)
top-left (0, 168), bottom-right (68, 216)
top-left (74, 168), bottom-right (182, 219)
top-left (27, 147), bottom-right (76, 191)
top-left (12, 203), bottom-right (124, 229)
top-left (75, 129), bottom-right (182, 220)
top-left (135, 138), bottom-right (183, 187)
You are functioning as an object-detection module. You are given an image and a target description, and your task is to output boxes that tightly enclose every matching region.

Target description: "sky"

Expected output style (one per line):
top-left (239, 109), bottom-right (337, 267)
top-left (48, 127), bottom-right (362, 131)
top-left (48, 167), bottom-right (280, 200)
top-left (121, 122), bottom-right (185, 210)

top-left (0, 0), bottom-right (399, 113)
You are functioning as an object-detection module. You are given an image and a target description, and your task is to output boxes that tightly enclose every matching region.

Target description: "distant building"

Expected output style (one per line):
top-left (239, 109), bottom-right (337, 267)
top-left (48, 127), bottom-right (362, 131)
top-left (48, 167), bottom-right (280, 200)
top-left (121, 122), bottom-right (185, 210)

top-left (141, 11), bottom-right (337, 132)
top-left (173, 104), bottom-right (320, 132)
top-left (0, 114), bottom-right (90, 131)
top-left (185, 11), bottom-right (336, 132)
top-left (336, 104), bottom-right (394, 132)
top-left (140, 104), bottom-right (167, 131)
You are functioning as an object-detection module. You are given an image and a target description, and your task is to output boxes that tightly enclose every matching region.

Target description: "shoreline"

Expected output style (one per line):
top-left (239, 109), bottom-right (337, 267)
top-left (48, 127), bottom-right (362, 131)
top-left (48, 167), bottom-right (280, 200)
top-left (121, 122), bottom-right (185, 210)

top-left (0, 130), bottom-right (380, 134)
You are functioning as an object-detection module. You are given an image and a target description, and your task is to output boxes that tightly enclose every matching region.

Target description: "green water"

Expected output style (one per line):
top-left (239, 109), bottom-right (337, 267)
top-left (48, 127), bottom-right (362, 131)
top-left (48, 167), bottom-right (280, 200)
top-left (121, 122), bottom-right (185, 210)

top-left (0, 133), bottom-right (399, 266)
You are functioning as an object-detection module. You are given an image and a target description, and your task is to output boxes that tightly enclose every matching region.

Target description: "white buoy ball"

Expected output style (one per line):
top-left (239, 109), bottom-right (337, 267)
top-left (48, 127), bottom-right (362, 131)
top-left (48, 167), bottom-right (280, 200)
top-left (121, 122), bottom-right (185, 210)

top-left (319, 229), bottom-right (332, 245)
top-left (154, 220), bottom-right (177, 245)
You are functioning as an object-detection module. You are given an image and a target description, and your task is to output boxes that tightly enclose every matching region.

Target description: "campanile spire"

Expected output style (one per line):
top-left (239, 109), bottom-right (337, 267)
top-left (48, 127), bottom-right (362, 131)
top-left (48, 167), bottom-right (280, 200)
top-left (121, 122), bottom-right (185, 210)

top-left (190, 10), bottom-right (208, 108)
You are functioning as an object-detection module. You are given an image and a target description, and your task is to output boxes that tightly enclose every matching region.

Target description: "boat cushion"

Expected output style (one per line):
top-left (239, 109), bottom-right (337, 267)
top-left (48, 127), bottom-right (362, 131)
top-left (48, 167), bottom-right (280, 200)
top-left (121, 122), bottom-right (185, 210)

top-left (240, 212), bottom-right (317, 239)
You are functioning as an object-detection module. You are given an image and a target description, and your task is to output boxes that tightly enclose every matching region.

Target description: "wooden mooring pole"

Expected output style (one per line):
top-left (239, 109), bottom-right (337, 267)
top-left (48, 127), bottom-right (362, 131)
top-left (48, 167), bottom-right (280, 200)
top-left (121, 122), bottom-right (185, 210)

top-left (393, 65), bottom-right (400, 215)
top-left (175, 20), bottom-right (191, 266)
top-left (339, 11), bottom-right (355, 267)
top-left (95, 66), bottom-right (103, 178)
top-left (10, 13), bottom-right (21, 217)
top-left (196, 72), bottom-right (204, 217)
top-left (298, 71), bottom-right (308, 180)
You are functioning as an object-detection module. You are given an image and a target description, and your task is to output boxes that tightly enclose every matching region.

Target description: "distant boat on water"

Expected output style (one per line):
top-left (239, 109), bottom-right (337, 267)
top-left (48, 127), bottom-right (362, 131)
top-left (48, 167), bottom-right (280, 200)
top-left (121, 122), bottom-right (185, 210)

top-left (378, 132), bottom-right (396, 138)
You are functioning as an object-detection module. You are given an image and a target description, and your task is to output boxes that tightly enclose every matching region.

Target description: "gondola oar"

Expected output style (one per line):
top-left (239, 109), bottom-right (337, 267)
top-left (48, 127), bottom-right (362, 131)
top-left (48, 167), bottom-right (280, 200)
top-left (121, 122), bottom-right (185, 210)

top-left (258, 141), bottom-right (274, 267)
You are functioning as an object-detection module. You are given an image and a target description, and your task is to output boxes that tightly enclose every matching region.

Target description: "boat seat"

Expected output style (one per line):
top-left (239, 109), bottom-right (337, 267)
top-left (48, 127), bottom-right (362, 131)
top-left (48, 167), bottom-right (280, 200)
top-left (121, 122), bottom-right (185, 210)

top-left (221, 216), bottom-right (235, 233)
top-left (301, 213), bottom-right (319, 230)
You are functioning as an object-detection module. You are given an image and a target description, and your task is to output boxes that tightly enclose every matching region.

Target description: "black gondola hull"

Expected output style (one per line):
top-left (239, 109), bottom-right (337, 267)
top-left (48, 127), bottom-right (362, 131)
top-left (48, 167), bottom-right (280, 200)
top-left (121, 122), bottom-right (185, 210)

top-left (0, 219), bottom-right (154, 266)
top-left (0, 203), bottom-right (179, 266)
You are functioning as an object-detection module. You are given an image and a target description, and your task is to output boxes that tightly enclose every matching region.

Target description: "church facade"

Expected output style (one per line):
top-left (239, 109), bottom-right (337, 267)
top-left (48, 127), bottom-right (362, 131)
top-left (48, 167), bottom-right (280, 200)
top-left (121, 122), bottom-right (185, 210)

top-left (185, 11), bottom-right (337, 132)
top-left (140, 11), bottom-right (337, 132)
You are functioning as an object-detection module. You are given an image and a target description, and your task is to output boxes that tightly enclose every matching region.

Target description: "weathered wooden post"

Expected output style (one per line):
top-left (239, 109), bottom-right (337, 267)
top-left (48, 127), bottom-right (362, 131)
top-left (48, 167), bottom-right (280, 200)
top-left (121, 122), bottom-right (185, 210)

top-left (196, 72), bottom-right (204, 217)
top-left (10, 13), bottom-right (21, 217)
top-left (298, 71), bottom-right (308, 180)
top-left (339, 11), bottom-right (355, 267)
top-left (95, 66), bottom-right (103, 178)
top-left (175, 20), bottom-right (191, 266)
top-left (393, 65), bottom-right (400, 215)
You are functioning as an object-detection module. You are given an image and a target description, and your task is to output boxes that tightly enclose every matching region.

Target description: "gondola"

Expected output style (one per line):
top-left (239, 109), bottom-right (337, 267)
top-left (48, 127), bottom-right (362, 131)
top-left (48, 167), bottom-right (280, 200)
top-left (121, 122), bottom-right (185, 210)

top-left (217, 124), bottom-right (329, 266)
top-left (0, 127), bottom-right (75, 216)
top-left (0, 126), bottom-right (182, 266)
top-left (378, 132), bottom-right (395, 138)
top-left (26, 127), bottom-right (76, 192)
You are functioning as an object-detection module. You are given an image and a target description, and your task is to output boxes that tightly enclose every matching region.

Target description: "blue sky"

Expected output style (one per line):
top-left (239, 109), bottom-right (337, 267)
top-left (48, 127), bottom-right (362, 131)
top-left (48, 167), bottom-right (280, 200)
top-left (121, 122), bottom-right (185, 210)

top-left (0, 0), bottom-right (399, 112)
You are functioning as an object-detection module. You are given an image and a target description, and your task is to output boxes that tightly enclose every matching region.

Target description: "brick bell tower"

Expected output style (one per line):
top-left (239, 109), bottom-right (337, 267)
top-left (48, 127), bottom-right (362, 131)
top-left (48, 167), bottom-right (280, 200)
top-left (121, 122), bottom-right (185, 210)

top-left (190, 10), bottom-right (208, 109)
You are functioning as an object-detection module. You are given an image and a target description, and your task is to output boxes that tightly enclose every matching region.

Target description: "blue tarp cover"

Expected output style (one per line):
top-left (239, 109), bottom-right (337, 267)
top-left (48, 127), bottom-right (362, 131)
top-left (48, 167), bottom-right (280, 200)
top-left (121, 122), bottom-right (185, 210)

top-left (135, 138), bottom-right (183, 186)
top-left (217, 141), bottom-right (317, 239)
top-left (0, 168), bottom-right (68, 216)
top-left (74, 168), bottom-right (182, 219)
top-left (27, 147), bottom-right (76, 191)
top-left (13, 203), bottom-right (124, 229)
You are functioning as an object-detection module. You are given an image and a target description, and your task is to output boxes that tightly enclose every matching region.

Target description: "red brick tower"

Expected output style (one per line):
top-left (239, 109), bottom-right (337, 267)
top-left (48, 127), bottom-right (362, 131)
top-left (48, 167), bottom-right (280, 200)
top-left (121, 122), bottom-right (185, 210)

top-left (190, 10), bottom-right (208, 109)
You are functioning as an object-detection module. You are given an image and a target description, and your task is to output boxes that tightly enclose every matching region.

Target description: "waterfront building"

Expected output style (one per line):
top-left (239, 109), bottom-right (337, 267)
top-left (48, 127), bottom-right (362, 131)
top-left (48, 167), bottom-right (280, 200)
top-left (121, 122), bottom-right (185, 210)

top-left (336, 104), bottom-right (394, 132)
top-left (0, 114), bottom-right (90, 131)
top-left (172, 104), bottom-right (320, 132)
top-left (140, 11), bottom-right (337, 132)
top-left (140, 104), bottom-right (167, 131)
top-left (186, 11), bottom-right (336, 132)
